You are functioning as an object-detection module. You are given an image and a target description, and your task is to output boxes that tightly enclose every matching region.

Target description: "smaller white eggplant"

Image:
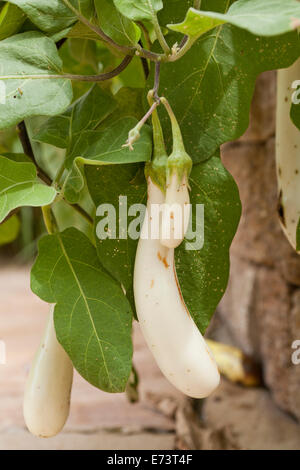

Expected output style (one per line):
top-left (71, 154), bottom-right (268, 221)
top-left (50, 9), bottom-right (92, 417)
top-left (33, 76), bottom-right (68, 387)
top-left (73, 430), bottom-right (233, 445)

top-left (23, 305), bottom-right (73, 438)
top-left (276, 58), bottom-right (300, 252)
top-left (160, 97), bottom-right (192, 248)
top-left (160, 171), bottom-right (191, 248)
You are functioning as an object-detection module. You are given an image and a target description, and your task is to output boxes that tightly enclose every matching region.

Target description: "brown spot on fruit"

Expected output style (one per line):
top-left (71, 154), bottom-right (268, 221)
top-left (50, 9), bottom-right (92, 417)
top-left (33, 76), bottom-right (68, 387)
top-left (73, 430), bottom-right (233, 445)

top-left (277, 191), bottom-right (286, 227)
top-left (157, 251), bottom-right (170, 268)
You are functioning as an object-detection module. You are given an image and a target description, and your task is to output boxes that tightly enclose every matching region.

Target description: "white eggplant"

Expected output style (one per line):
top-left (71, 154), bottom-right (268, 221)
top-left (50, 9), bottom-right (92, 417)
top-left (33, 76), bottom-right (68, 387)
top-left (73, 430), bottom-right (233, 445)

top-left (276, 58), bottom-right (300, 252)
top-left (160, 172), bottom-right (191, 248)
top-left (134, 176), bottom-right (220, 398)
top-left (23, 305), bottom-right (73, 438)
top-left (160, 97), bottom-right (192, 249)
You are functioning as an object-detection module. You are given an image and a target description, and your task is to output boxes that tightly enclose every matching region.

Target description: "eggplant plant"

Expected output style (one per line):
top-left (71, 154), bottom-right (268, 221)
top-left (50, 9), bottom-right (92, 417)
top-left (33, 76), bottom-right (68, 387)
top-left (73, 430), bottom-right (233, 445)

top-left (0, 0), bottom-right (300, 437)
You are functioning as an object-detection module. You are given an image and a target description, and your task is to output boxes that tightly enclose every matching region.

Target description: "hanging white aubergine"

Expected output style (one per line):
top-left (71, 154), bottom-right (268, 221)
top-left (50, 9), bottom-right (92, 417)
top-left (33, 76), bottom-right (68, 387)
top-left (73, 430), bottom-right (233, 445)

top-left (276, 58), bottom-right (300, 253)
top-left (23, 305), bottom-right (73, 438)
top-left (134, 92), bottom-right (220, 398)
top-left (159, 97), bottom-right (192, 249)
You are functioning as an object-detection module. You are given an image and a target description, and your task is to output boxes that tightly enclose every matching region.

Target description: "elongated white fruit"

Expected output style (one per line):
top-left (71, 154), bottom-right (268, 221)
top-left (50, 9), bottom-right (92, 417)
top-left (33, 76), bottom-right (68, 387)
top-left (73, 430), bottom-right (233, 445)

top-left (23, 305), bottom-right (73, 438)
top-left (276, 58), bottom-right (300, 252)
top-left (160, 172), bottom-right (191, 248)
top-left (134, 177), bottom-right (220, 398)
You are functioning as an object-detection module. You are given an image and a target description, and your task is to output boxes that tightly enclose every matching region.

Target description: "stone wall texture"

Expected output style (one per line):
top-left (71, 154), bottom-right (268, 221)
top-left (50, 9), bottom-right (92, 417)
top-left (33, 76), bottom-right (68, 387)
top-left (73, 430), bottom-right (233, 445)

top-left (216, 71), bottom-right (300, 420)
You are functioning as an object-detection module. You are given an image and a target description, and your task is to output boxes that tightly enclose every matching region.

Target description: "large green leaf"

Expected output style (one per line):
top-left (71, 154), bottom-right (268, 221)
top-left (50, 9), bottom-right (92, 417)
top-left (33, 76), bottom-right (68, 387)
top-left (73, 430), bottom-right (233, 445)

top-left (113, 0), bottom-right (163, 22)
top-left (95, 0), bottom-right (140, 46)
top-left (176, 154), bottom-right (241, 333)
top-left (7, 0), bottom-right (94, 34)
top-left (0, 214), bottom-right (20, 245)
top-left (64, 117), bottom-right (152, 203)
top-left (31, 227), bottom-right (133, 392)
top-left (86, 163), bottom-right (146, 312)
top-left (34, 85), bottom-right (116, 149)
top-left (169, 0), bottom-right (300, 39)
top-left (0, 2), bottom-right (26, 40)
top-left (0, 155), bottom-right (57, 222)
top-left (0, 32), bottom-right (73, 129)
top-left (150, 22), bottom-right (300, 162)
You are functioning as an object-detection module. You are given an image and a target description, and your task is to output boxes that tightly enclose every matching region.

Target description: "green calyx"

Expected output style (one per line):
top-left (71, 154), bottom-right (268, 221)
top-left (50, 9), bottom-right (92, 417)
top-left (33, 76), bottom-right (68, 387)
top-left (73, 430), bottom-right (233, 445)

top-left (145, 90), bottom-right (167, 193)
top-left (167, 149), bottom-right (192, 183)
top-left (160, 97), bottom-right (193, 183)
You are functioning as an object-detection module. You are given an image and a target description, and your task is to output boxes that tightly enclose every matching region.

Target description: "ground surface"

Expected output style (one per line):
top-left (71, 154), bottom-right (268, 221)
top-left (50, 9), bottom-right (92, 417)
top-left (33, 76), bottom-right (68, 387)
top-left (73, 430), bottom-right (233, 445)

top-left (0, 264), bottom-right (300, 450)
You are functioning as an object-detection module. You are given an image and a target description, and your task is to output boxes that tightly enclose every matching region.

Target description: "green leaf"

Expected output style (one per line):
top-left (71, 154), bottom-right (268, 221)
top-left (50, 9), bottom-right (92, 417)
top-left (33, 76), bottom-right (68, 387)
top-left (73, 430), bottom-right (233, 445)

top-left (68, 38), bottom-right (99, 69)
top-left (95, 0), bottom-right (140, 46)
top-left (150, 24), bottom-right (300, 162)
top-left (176, 154), bottom-right (241, 334)
top-left (0, 2), bottom-right (26, 40)
top-left (64, 117), bottom-right (152, 203)
top-left (169, 0), bottom-right (300, 39)
top-left (297, 218), bottom-right (300, 251)
top-left (69, 85), bottom-right (116, 136)
top-left (31, 227), bottom-right (133, 392)
top-left (34, 84), bottom-right (116, 149)
top-left (113, 0), bottom-right (163, 22)
top-left (168, 10), bottom-right (225, 39)
top-left (2, 152), bottom-right (32, 163)
top-left (86, 163), bottom-right (146, 313)
top-left (103, 87), bottom-right (145, 128)
top-left (7, 0), bottom-right (94, 34)
top-left (0, 214), bottom-right (20, 245)
top-left (0, 155), bottom-right (57, 222)
top-left (66, 21), bottom-right (100, 41)
top-left (33, 114), bottom-right (71, 149)
top-left (0, 32), bottom-right (73, 129)
top-left (117, 57), bottom-right (145, 89)
top-left (158, 0), bottom-right (194, 27)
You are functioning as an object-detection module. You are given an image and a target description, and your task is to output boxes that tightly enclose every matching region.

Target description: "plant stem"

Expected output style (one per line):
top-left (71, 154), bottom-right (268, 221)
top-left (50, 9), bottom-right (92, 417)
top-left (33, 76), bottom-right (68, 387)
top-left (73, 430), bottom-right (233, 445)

top-left (153, 62), bottom-right (161, 101)
top-left (160, 97), bottom-right (186, 153)
top-left (1, 55), bottom-right (134, 82)
top-left (152, 15), bottom-right (170, 55)
top-left (62, 0), bottom-right (128, 52)
top-left (194, 0), bottom-right (202, 9)
top-left (71, 203), bottom-right (94, 226)
top-left (138, 39), bottom-right (150, 79)
top-left (16, 121), bottom-right (93, 227)
top-left (137, 21), bottom-right (152, 50)
top-left (147, 90), bottom-right (166, 160)
top-left (17, 121), bottom-right (52, 185)
top-left (168, 36), bottom-right (196, 62)
top-left (61, 0), bottom-right (163, 62)
top-left (42, 205), bottom-right (56, 234)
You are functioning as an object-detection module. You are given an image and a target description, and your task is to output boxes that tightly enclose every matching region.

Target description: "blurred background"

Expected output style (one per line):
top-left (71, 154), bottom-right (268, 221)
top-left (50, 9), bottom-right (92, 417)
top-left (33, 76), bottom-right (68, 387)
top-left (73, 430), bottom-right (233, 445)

top-left (1, 46), bottom-right (300, 449)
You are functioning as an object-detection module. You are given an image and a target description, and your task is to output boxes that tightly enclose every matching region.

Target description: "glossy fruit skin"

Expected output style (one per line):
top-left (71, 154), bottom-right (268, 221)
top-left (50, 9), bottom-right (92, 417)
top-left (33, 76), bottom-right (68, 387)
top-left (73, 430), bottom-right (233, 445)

top-left (134, 176), bottom-right (220, 398)
top-left (276, 59), bottom-right (300, 252)
top-left (23, 305), bottom-right (73, 438)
